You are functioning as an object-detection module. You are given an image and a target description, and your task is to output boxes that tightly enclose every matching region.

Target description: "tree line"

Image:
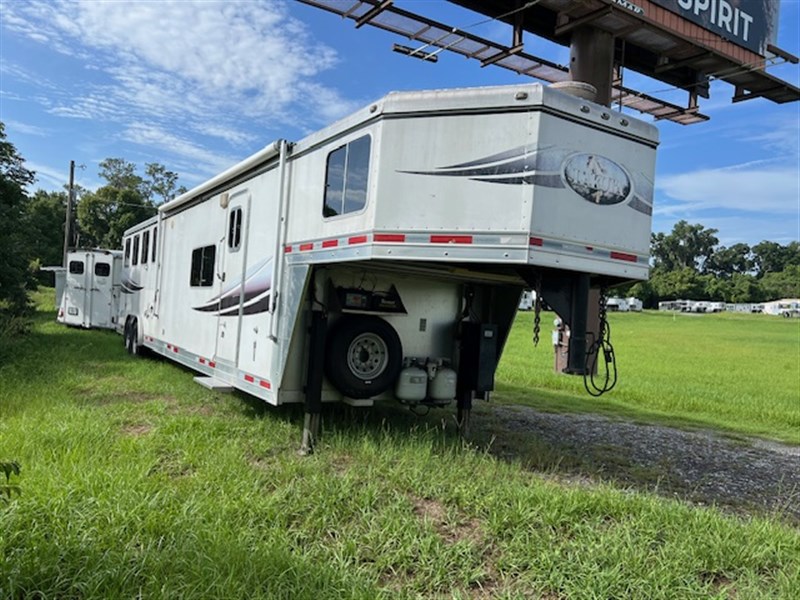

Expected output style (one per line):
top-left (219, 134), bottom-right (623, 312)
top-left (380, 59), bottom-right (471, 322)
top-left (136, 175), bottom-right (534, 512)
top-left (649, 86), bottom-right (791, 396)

top-left (621, 221), bottom-right (799, 307)
top-left (1, 122), bottom-right (797, 321)
top-left (0, 122), bottom-right (185, 320)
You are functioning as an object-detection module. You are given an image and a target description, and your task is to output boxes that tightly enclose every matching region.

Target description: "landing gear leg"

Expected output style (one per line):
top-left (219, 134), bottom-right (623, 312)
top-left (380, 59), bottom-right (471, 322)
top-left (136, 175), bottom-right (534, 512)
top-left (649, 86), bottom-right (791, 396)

top-left (457, 389), bottom-right (472, 439)
top-left (300, 309), bottom-right (326, 456)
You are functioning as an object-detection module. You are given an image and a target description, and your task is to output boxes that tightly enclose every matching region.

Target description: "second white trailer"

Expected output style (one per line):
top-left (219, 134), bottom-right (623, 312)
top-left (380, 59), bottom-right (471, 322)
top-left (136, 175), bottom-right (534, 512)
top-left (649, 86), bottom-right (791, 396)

top-left (118, 83), bottom-right (658, 446)
top-left (58, 249), bottom-right (123, 330)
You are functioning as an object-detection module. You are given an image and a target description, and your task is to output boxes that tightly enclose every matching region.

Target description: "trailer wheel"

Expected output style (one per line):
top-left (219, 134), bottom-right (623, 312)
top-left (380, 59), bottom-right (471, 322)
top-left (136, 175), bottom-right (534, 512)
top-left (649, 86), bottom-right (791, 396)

top-left (324, 316), bottom-right (402, 399)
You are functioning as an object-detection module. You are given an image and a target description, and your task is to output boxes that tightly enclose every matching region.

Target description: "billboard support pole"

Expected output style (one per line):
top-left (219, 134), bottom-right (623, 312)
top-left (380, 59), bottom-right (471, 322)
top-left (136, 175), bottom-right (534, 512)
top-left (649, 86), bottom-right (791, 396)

top-left (569, 26), bottom-right (614, 107)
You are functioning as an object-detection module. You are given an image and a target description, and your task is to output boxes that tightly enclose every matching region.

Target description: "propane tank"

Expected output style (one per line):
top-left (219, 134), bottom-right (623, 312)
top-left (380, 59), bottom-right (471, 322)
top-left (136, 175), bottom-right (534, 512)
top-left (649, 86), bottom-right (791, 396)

top-left (428, 362), bottom-right (457, 401)
top-left (395, 360), bottom-right (427, 402)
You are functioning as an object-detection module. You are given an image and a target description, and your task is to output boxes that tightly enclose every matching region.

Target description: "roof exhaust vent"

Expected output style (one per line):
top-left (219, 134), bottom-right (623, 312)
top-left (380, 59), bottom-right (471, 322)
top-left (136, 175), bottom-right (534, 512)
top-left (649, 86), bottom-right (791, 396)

top-left (550, 81), bottom-right (597, 102)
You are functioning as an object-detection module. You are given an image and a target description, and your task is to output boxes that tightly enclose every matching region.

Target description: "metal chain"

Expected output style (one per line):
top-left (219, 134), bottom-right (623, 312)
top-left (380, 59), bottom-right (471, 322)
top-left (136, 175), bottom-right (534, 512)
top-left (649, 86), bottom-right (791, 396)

top-left (598, 286), bottom-right (608, 341)
top-left (532, 276), bottom-right (542, 346)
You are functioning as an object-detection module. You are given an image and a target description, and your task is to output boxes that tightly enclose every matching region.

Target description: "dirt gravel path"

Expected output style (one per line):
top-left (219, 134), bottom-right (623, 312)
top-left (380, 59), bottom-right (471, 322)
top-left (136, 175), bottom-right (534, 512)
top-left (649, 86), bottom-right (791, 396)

top-left (484, 405), bottom-right (800, 522)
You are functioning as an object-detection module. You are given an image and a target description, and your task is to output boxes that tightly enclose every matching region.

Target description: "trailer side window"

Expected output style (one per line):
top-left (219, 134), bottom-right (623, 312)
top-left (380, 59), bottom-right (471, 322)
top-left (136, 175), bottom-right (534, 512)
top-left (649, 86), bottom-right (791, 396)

top-left (142, 230), bottom-right (150, 265)
top-left (95, 262), bottom-right (110, 277)
top-left (323, 135), bottom-right (371, 217)
top-left (190, 245), bottom-right (216, 287)
top-left (132, 235), bottom-right (140, 266)
top-left (227, 207), bottom-right (242, 251)
top-left (152, 228), bottom-right (157, 263)
top-left (69, 260), bottom-right (84, 275)
top-left (124, 238), bottom-right (131, 267)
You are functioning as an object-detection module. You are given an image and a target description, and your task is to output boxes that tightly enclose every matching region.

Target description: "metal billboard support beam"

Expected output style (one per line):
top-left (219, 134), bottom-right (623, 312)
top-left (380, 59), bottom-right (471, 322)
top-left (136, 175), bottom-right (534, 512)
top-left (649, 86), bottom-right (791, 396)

top-left (569, 26), bottom-right (615, 107)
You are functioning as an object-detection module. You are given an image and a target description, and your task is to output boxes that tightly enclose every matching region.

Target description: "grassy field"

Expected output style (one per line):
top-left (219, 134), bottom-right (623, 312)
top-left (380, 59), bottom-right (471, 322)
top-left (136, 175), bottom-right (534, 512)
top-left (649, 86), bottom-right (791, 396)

top-left (0, 290), bottom-right (798, 598)
top-left (498, 309), bottom-right (800, 444)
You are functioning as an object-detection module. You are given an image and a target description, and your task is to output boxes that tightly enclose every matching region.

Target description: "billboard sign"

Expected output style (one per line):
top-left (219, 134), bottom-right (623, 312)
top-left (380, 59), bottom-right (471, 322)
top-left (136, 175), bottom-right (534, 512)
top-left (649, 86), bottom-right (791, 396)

top-left (649, 0), bottom-right (780, 56)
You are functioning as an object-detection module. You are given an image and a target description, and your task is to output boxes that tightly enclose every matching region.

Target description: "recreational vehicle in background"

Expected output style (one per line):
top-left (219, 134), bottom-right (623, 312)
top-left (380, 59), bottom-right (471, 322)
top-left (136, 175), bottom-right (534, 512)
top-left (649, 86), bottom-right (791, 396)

top-left (58, 250), bottom-right (123, 330)
top-left (116, 83), bottom-right (658, 448)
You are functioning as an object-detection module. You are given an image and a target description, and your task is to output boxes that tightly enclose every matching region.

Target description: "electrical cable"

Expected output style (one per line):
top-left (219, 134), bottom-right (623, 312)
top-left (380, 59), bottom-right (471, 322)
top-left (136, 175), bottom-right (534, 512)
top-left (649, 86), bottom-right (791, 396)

top-left (583, 289), bottom-right (617, 397)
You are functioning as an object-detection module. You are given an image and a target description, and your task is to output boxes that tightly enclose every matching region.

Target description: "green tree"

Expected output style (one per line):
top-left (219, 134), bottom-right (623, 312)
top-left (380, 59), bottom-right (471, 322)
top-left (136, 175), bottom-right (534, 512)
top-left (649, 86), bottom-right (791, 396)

top-left (143, 162), bottom-right (187, 203)
top-left (728, 273), bottom-right (765, 303)
top-left (650, 267), bottom-right (707, 301)
top-left (651, 221), bottom-right (719, 273)
top-left (760, 265), bottom-right (800, 300)
top-left (77, 186), bottom-right (156, 248)
top-left (0, 122), bottom-right (36, 315)
top-left (752, 241), bottom-right (800, 277)
top-left (706, 243), bottom-right (752, 277)
top-left (24, 190), bottom-right (66, 274)
top-left (98, 158), bottom-right (144, 192)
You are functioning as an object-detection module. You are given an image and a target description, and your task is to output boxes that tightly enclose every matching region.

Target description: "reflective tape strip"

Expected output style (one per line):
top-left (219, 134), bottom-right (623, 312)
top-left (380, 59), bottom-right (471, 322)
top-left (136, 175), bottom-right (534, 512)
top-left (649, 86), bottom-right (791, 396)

top-left (430, 235), bottom-right (473, 244)
top-left (348, 235), bottom-right (368, 245)
top-left (374, 233), bottom-right (406, 243)
top-left (322, 239), bottom-right (339, 248)
top-left (610, 251), bottom-right (637, 263)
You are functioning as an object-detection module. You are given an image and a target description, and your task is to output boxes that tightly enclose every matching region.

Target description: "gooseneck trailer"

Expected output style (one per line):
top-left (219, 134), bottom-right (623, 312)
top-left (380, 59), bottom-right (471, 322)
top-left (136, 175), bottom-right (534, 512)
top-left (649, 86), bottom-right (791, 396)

top-left (117, 83), bottom-right (657, 450)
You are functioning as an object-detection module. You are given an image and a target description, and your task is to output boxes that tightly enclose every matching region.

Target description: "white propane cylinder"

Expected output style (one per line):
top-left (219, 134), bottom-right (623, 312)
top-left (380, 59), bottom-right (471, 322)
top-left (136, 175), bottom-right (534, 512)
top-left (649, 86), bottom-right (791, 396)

top-left (395, 365), bottom-right (427, 402)
top-left (428, 365), bottom-right (457, 401)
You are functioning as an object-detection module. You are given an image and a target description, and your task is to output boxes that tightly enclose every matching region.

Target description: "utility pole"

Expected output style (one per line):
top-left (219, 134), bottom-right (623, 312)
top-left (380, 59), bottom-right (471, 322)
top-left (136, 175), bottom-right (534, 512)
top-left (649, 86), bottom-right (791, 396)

top-left (62, 160), bottom-right (75, 267)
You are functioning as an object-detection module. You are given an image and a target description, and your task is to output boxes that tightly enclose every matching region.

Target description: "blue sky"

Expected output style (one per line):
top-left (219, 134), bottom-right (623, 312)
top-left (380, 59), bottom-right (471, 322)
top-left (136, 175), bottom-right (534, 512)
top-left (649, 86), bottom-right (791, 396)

top-left (1, 0), bottom-right (798, 247)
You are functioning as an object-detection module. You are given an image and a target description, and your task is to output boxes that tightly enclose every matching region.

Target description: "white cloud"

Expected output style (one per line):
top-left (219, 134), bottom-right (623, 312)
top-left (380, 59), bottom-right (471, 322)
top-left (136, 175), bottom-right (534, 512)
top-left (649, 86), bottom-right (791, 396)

top-left (26, 161), bottom-right (67, 189)
top-left (1, 0), bottom-right (354, 174)
top-left (657, 163), bottom-right (800, 215)
top-left (4, 119), bottom-right (49, 136)
top-left (121, 123), bottom-right (238, 176)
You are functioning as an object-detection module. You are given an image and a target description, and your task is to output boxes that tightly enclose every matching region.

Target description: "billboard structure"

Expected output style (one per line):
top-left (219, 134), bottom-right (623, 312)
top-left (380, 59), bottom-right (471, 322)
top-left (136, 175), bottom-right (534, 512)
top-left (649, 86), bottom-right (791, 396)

top-left (649, 0), bottom-right (780, 56)
top-left (299, 0), bottom-right (798, 124)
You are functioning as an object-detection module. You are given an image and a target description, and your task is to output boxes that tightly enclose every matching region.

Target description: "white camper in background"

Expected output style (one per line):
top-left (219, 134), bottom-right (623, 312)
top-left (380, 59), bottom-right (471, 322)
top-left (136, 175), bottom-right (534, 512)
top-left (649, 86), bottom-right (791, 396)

top-left (625, 297), bottom-right (643, 311)
top-left (58, 250), bottom-right (123, 329)
top-left (606, 297), bottom-right (629, 312)
top-left (117, 83), bottom-right (657, 446)
top-left (518, 290), bottom-right (534, 311)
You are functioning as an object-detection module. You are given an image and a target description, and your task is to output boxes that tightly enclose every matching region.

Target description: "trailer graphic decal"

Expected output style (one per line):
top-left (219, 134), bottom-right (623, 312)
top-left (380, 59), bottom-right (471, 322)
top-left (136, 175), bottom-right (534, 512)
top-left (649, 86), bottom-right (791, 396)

top-left (192, 257), bottom-right (272, 317)
top-left (400, 146), bottom-right (652, 215)
top-left (120, 277), bottom-right (143, 294)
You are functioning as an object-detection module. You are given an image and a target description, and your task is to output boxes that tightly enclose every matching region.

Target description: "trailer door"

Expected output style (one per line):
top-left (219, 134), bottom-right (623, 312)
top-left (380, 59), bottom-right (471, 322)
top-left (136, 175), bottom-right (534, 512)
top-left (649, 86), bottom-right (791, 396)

top-left (89, 255), bottom-right (114, 328)
top-left (214, 192), bottom-right (251, 366)
top-left (64, 254), bottom-right (89, 327)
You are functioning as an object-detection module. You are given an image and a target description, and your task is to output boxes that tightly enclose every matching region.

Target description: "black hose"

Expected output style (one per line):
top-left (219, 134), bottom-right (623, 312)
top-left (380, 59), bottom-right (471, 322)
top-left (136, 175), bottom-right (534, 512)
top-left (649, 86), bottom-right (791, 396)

top-left (583, 320), bottom-right (617, 397)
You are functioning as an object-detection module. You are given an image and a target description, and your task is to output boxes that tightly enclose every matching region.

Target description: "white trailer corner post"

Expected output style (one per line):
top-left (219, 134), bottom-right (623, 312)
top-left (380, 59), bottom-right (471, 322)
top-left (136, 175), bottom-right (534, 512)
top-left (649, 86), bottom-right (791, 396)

top-left (118, 83), bottom-right (658, 451)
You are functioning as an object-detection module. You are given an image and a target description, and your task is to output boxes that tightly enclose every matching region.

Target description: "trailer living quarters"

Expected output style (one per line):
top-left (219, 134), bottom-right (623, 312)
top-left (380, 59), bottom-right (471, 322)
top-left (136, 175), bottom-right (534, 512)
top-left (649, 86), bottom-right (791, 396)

top-left (118, 83), bottom-right (658, 448)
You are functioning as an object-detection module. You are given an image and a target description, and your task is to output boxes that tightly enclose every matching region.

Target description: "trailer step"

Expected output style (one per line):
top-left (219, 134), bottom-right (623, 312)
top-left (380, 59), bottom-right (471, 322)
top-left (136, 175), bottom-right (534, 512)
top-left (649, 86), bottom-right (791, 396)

top-left (193, 376), bottom-right (234, 392)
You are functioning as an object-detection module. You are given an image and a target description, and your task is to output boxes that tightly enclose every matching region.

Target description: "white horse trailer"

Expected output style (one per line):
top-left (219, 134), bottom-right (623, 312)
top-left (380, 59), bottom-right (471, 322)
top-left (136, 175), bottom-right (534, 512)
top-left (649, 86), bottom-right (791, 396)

top-left (118, 83), bottom-right (657, 449)
top-left (58, 250), bottom-right (123, 329)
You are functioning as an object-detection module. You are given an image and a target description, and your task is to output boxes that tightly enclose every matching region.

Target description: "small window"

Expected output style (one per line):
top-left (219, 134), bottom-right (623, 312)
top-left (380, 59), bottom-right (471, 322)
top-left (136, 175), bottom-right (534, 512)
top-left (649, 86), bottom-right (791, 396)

top-left (132, 235), bottom-right (140, 266)
top-left (152, 228), bottom-right (157, 263)
top-left (69, 260), bottom-right (84, 274)
top-left (124, 238), bottom-right (131, 267)
top-left (323, 135), bottom-right (371, 217)
top-left (142, 230), bottom-right (150, 265)
top-left (228, 207), bottom-right (243, 250)
top-left (95, 262), bottom-right (111, 277)
top-left (190, 245), bottom-right (216, 287)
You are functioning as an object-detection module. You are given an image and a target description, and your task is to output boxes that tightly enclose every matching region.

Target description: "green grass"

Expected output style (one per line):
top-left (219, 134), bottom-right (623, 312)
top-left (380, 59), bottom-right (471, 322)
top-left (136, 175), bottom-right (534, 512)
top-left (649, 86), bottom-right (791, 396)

top-left (497, 309), bottom-right (800, 444)
top-left (0, 290), bottom-right (798, 598)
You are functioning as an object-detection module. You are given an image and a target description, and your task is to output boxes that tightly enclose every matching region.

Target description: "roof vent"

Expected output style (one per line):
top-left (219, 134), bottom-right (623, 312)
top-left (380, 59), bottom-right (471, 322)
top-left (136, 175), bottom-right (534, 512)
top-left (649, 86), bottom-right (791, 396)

top-left (550, 81), bottom-right (597, 102)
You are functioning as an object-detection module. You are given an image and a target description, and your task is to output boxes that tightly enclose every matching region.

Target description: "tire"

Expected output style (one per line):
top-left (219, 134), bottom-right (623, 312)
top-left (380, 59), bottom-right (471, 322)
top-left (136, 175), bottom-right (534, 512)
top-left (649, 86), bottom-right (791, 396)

top-left (324, 316), bottom-right (403, 399)
top-left (125, 318), bottom-right (140, 356)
